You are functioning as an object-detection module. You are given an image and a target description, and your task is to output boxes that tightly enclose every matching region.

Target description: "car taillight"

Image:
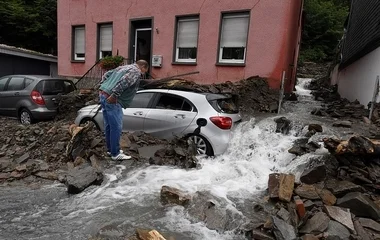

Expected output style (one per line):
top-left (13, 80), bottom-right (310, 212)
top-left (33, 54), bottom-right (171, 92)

top-left (210, 116), bottom-right (232, 130)
top-left (31, 90), bottom-right (45, 105)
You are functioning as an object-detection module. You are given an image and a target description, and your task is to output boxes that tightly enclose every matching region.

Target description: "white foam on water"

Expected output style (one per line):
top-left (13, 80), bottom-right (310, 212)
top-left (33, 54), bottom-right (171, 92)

top-left (295, 78), bottom-right (313, 97)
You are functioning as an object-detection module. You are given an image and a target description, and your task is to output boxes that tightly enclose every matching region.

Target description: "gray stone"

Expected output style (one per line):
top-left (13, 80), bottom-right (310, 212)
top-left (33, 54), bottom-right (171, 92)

top-left (54, 142), bottom-right (66, 151)
top-left (300, 164), bottom-right (327, 184)
top-left (90, 138), bottom-right (102, 149)
top-left (66, 164), bottom-right (103, 194)
top-left (160, 186), bottom-right (190, 206)
top-left (308, 124), bottom-right (323, 133)
top-left (274, 117), bottom-right (291, 135)
top-left (251, 229), bottom-right (275, 240)
top-left (324, 205), bottom-right (355, 233)
top-left (359, 218), bottom-right (380, 232)
top-left (333, 120), bottom-right (352, 128)
top-left (325, 179), bottom-right (362, 197)
top-left (15, 153), bottom-right (30, 164)
top-left (187, 191), bottom-right (246, 232)
top-left (295, 184), bottom-right (321, 200)
top-left (138, 145), bottom-right (166, 159)
top-left (354, 220), bottom-right (373, 240)
top-left (277, 208), bottom-right (290, 222)
top-left (271, 216), bottom-right (297, 240)
top-left (299, 212), bottom-right (330, 234)
top-left (324, 220), bottom-right (351, 240)
top-left (304, 200), bottom-right (315, 210)
top-left (337, 192), bottom-right (380, 221)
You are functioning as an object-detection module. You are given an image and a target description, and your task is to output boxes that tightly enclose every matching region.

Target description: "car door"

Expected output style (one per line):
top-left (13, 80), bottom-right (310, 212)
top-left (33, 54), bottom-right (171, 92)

top-left (122, 92), bottom-right (155, 132)
top-left (1, 76), bottom-right (26, 117)
top-left (0, 76), bottom-right (10, 115)
top-left (143, 93), bottom-right (197, 139)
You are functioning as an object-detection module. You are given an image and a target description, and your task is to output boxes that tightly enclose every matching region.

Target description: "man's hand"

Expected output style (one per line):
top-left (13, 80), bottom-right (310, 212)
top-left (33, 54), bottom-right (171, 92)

top-left (106, 95), bottom-right (117, 104)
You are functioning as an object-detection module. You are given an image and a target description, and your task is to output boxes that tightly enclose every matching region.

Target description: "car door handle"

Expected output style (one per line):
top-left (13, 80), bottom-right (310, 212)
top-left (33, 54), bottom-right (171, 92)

top-left (175, 114), bottom-right (185, 119)
top-left (14, 92), bottom-right (20, 96)
top-left (133, 111), bottom-right (143, 116)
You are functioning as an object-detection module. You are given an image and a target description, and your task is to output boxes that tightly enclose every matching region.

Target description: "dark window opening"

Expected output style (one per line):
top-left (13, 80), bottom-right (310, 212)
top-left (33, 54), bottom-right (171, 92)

top-left (129, 92), bottom-right (154, 108)
top-left (221, 47), bottom-right (245, 60)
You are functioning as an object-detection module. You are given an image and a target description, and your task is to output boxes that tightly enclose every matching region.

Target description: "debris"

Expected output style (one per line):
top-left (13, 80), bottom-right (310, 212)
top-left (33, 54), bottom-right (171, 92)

top-left (66, 164), bottom-right (104, 194)
top-left (271, 216), bottom-right (297, 240)
top-left (337, 192), bottom-right (380, 220)
top-left (359, 218), bottom-right (380, 232)
top-left (354, 220), bottom-right (373, 240)
top-left (294, 196), bottom-right (306, 218)
top-left (324, 220), bottom-right (351, 240)
top-left (325, 179), bottom-right (362, 197)
top-left (317, 189), bottom-right (337, 206)
top-left (160, 186), bottom-right (190, 206)
top-left (300, 164), bottom-right (327, 184)
top-left (323, 205), bottom-right (355, 233)
top-left (299, 212), bottom-right (330, 234)
top-left (268, 173), bottom-right (295, 202)
top-left (294, 184), bottom-right (321, 200)
top-left (135, 229), bottom-right (167, 240)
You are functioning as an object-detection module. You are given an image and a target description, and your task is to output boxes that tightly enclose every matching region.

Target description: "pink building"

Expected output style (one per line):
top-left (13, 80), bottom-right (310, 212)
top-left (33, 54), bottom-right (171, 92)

top-left (58, 0), bottom-right (303, 93)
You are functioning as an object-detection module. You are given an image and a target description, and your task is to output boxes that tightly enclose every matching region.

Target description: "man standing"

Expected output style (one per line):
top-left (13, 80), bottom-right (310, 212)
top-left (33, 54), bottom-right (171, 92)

top-left (99, 60), bottom-right (149, 160)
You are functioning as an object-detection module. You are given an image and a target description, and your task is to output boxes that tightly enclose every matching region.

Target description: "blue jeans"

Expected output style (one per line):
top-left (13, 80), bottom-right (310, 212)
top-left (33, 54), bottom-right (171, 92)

top-left (99, 94), bottom-right (123, 157)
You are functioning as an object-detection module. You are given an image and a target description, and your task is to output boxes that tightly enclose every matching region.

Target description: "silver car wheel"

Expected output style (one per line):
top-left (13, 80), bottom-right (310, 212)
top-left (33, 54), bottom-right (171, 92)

top-left (189, 135), bottom-right (207, 155)
top-left (20, 111), bottom-right (32, 125)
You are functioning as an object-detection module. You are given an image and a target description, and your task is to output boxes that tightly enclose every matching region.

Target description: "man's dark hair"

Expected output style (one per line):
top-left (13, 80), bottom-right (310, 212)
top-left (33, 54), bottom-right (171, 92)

top-left (136, 60), bottom-right (149, 69)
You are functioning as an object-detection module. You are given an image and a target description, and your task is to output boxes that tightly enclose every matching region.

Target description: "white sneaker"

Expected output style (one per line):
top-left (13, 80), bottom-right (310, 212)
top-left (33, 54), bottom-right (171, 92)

top-left (107, 150), bottom-right (124, 156)
top-left (111, 153), bottom-right (132, 161)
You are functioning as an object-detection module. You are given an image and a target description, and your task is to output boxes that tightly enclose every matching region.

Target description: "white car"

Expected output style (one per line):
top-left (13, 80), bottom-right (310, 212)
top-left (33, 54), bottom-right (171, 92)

top-left (74, 89), bottom-right (241, 156)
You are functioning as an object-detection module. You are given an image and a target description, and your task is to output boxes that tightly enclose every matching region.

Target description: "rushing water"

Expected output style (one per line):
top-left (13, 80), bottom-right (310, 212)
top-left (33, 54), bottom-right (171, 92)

top-left (0, 78), bottom-right (361, 240)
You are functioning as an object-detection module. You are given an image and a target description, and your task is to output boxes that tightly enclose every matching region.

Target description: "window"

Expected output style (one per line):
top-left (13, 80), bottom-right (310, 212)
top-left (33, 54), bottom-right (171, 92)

top-left (218, 12), bottom-right (250, 64)
top-left (25, 78), bottom-right (34, 88)
top-left (7, 77), bottom-right (25, 91)
top-left (175, 16), bottom-right (199, 63)
top-left (129, 93), bottom-right (154, 108)
top-left (155, 94), bottom-right (194, 111)
top-left (98, 24), bottom-right (113, 59)
top-left (73, 26), bottom-right (85, 61)
top-left (35, 80), bottom-right (76, 95)
top-left (0, 77), bottom-right (9, 91)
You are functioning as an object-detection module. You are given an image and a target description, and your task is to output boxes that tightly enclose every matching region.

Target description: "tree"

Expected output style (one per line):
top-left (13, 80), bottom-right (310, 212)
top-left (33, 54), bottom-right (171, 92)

top-left (0, 0), bottom-right (57, 55)
top-left (300, 0), bottom-right (350, 63)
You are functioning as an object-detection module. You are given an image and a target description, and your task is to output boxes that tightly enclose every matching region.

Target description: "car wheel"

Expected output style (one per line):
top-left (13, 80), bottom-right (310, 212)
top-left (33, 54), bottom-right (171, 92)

top-left (188, 134), bottom-right (214, 156)
top-left (19, 109), bottom-right (34, 125)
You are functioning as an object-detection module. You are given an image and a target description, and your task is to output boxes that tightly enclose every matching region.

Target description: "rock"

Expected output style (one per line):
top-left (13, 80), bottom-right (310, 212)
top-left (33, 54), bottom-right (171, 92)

top-left (90, 155), bottom-right (102, 171)
top-left (15, 153), bottom-right (30, 164)
top-left (299, 212), bottom-right (330, 234)
top-left (333, 120), bottom-right (352, 128)
top-left (308, 124), bottom-right (323, 133)
top-left (288, 146), bottom-right (307, 156)
top-left (337, 192), bottom-right (380, 220)
top-left (187, 191), bottom-right (246, 232)
top-left (34, 171), bottom-right (59, 180)
top-left (251, 229), bottom-right (275, 240)
top-left (90, 138), bottom-right (102, 148)
top-left (0, 157), bottom-right (11, 171)
top-left (0, 172), bottom-right (11, 180)
top-left (300, 164), bottom-right (327, 184)
top-left (277, 208), bottom-right (290, 222)
top-left (317, 189), bottom-right (337, 206)
top-left (301, 234), bottom-right (319, 240)
top-left (363, 117), bottom-right (371, 124)
top-left (268, 173), bottom-right (295, 202)
top-left (324, 205), bottom-right (355, 233)
top-left (135, 229), bottom-right (167, 240)
top-left (324, 220), bottom-right (351, 240)
top-left (359, 218), bottom-right (380, 232)
top-left (160, 186), bottom-right (190, 206)
top-left (10, 171), bottom-right (24, 179)
top-left (275, 117), bottom-right (291, 135)
top-left (271, 216), bottom-right (297, 240)
top-left (66, 164), bottom-right (103, 194)
top-left (295, 196), bottom-right (306, 218)
top-left (74, 156), bottom-right (86, 167)
top-left (325, 179), bottom-right (362, 197)
top-left (354, 220), bottom-right (373, 240)
top-left (54, 142), bottom-right (66, 151)
top-left (304, 200), bottom-right (315, 210)
top-left (295, 184), bottom-right (321, 200)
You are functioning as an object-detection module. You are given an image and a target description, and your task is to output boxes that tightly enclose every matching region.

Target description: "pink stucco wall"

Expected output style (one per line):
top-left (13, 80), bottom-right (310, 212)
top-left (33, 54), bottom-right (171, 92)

top-left (58, 0), bottom-right (303, 92)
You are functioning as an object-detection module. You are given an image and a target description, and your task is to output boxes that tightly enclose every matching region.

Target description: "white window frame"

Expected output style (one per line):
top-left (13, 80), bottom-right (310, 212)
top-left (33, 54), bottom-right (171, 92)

top-left (175, 17), bottom-right (199, 63)
top-left (218, 13), bottom-right (250, 64)
top-left (73, 26), bottom-right (86, 61)
top-left (99, 24), bottom-right (113, 59)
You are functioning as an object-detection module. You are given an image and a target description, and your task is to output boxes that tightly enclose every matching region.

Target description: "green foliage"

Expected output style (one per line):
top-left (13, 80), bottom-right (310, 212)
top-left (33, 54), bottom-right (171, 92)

top-left (0, 0), bottom-right (57, 55)
top-left (300, 0), bottom-right (350, 62)
top-left (99, 56), bottom-right (125, 71)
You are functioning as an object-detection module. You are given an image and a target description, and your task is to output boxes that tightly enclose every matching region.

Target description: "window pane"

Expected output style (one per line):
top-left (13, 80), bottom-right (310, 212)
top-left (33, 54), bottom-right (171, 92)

top-left (74, 27), bottom-right (85, 55)
top-left (0, 77), bottom-right (9, 91)
top-left (222, 47), bottom-right (245, 60)
top-left (177, 19), bottom-right (199, 48)
top-left (129, 93), bottom-right (154, 108)
top-left (156, 95), bottom-right (184, 110)
top-left (178, 48), bottom-right (197, 59)
top-left (7, 77), bottom-right (25, 91)
top-left (25, 78), bottom-right (34, 88)
top-left (220, 14), bottom-right (249, 48)
top-left (181, 101), bottom-right (192, 111)
top-left (100, 24), bottom-right (112, 52)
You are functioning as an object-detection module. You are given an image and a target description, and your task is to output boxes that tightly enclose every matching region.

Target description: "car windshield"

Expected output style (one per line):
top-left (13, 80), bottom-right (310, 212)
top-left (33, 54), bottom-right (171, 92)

top-left (36, 80), bottom-right (75, 95)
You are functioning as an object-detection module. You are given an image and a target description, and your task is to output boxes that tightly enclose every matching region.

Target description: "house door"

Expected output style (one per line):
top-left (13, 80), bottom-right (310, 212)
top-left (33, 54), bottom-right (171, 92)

top-left (134, 28), bottom-right (152, 63)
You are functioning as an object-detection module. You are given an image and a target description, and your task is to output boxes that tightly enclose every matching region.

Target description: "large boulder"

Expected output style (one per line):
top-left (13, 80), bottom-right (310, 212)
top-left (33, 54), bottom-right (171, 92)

top-left (66, 164), bottom-right (103, 194)
top-left (337, 192), bottom-right (380, 220)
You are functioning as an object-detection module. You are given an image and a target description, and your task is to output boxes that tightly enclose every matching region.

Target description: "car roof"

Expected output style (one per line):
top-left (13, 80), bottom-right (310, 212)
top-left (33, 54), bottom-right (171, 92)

top-left (1, 75), bottom-right (67, 81)
top-left (137, 88), bottom-right (229, 99)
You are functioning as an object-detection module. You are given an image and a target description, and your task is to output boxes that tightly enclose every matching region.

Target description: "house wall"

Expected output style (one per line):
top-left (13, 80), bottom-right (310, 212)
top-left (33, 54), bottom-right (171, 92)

top-left (0, 53), bottom-right (51, 77)
top-left (58, 0), bottom-right (303, 92)
top-left (337, 46), bottom-right (380, 106)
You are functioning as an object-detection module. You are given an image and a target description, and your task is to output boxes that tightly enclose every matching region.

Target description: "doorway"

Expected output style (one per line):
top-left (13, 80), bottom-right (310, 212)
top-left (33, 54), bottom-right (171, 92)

top-left (129, 19), bottom-right (153, 73)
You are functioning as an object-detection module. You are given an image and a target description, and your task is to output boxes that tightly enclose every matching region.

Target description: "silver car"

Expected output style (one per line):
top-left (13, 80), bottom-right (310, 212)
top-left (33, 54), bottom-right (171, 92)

top-left (74, 89), bottom-right (241, 156)
top-left (0, 75), bottom-right (76, 124)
